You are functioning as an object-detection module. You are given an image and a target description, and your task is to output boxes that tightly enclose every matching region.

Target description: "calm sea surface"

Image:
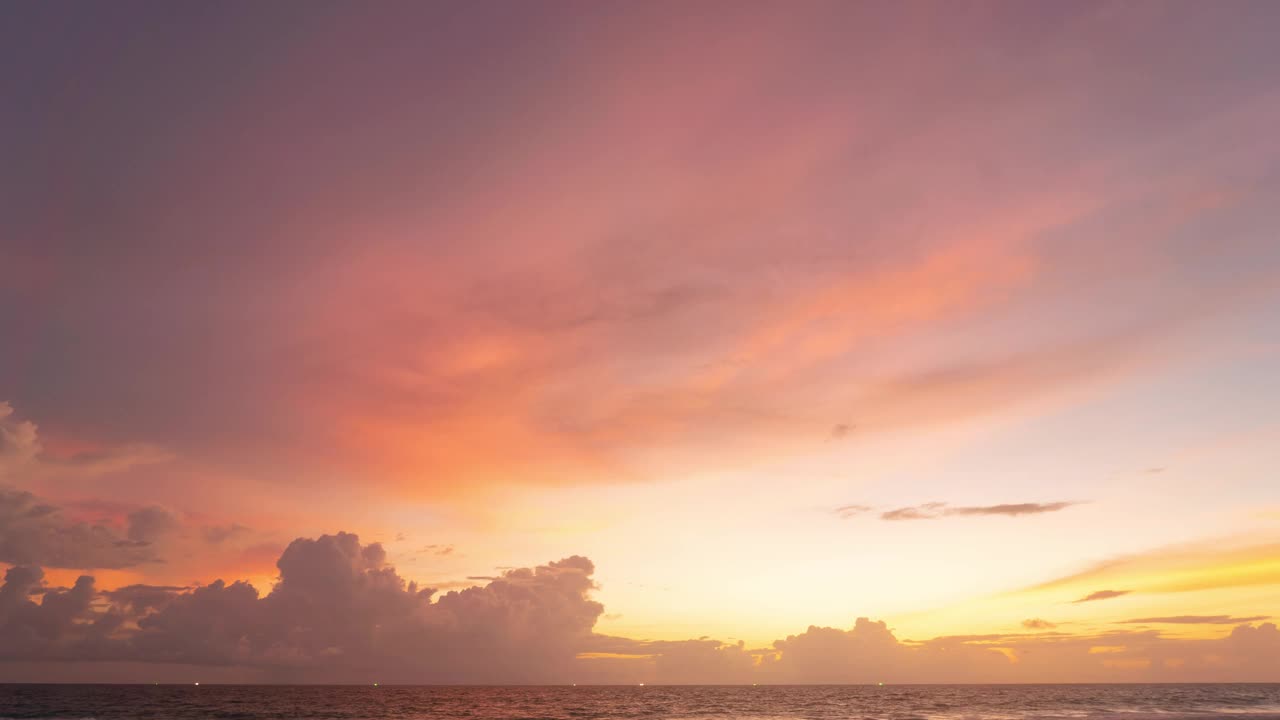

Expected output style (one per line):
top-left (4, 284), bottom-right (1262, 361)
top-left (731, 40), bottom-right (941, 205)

top-left (2, 684), bottom-right (1279, 720)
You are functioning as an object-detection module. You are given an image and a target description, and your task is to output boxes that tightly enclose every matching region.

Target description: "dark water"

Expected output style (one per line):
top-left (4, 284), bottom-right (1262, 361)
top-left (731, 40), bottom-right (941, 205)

top-left (2, 684), bottom-right (1280, 720)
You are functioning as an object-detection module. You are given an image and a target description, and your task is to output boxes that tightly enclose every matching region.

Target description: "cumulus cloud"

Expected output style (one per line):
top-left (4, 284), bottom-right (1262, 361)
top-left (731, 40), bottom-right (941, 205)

top-left (1, 537), bottom-right (1279, 683)
top-left (1121, 615), bottom-right (1270, 625)
top-left (133, 536), bottom-right (603, 682)
top-left (1074, 589), bottom-right (1132, 603)
top-left (0, 566), bottom-right (103, 662)
top-left (583, 617), bottom-right (1280, 684)
top-left (760, 618), bottom-right (1015, 683)
top-left (582, 635), bottom-right (758, 685)
top-left (1022, 618), bottom-right (1057, 630)
top-left (0, 532), bottom-right (603, 683)
top-left (879, 501), bottom-right (1079, 521)
top-left (0, 487), bottom-right (161, 569)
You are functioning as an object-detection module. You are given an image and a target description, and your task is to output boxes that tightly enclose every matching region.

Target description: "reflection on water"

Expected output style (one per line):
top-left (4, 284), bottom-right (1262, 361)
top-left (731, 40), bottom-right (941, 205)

top-left (2, 683), bottom-right (1280, 720)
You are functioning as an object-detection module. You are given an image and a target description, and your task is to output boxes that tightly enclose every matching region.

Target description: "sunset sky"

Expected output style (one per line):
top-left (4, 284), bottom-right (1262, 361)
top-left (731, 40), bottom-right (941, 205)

top-left (2, 1), bottom-right (1279, 683)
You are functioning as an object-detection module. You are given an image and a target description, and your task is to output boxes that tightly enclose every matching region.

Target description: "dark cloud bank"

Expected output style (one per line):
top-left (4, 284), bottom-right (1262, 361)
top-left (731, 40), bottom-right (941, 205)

top-left (2, 530), bottom-right (1279, 683)
top-left (1, 533), bottom-right (602, 683)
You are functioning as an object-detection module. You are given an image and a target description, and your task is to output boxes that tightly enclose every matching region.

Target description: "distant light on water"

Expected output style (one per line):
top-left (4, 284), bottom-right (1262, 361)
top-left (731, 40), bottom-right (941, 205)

top-left (4, 683), bottom-right (1278, 717)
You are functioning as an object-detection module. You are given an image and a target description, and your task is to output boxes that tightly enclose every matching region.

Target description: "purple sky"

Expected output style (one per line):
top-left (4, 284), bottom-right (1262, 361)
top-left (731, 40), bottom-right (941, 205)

top-left (2, 1), bottom-right (1280, 683)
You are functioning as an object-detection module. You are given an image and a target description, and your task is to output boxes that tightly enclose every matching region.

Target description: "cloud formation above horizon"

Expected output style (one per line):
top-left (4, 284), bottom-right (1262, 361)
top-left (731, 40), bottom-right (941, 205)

top-left (0, 532), bottom-right (603, 683)
top-left (2, 0), bottom-right (1280, 687)
top-left (2, 533), bottom-right (1278, 684)
top-left (0, 487), bottom-right (163, 570)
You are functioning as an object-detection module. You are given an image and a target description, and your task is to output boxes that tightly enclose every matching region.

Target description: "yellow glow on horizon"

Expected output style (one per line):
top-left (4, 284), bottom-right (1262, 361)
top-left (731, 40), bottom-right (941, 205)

top-left (884, 535), bottom-right (1280, 642)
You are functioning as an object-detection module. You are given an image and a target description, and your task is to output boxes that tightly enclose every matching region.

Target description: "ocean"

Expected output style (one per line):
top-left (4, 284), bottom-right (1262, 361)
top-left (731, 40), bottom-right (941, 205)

top-left (2, 684), bottom-right (1280, 720)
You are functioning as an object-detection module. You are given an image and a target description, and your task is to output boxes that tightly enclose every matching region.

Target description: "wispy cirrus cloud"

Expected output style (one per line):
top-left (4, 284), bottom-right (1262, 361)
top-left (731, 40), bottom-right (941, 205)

top-left (0, 401), bottom-right (172, 484)
top-left (838, 501), bottom-right (1082, 521)
top-left (944, 502), bottom-right (1080, 518)
top-left (7, 0), bottom-right (1278, 510)
top-left (1074, 589), bottom-right (1132, 603)
top-left (43, 443), bottom-right (175, 476)
top-left (880, 502), bottom-right (950, 521)
top-left (1121, 615), bottom-right (1270, 625)
top-left (1030, 540), bottom-right (1280, 597)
